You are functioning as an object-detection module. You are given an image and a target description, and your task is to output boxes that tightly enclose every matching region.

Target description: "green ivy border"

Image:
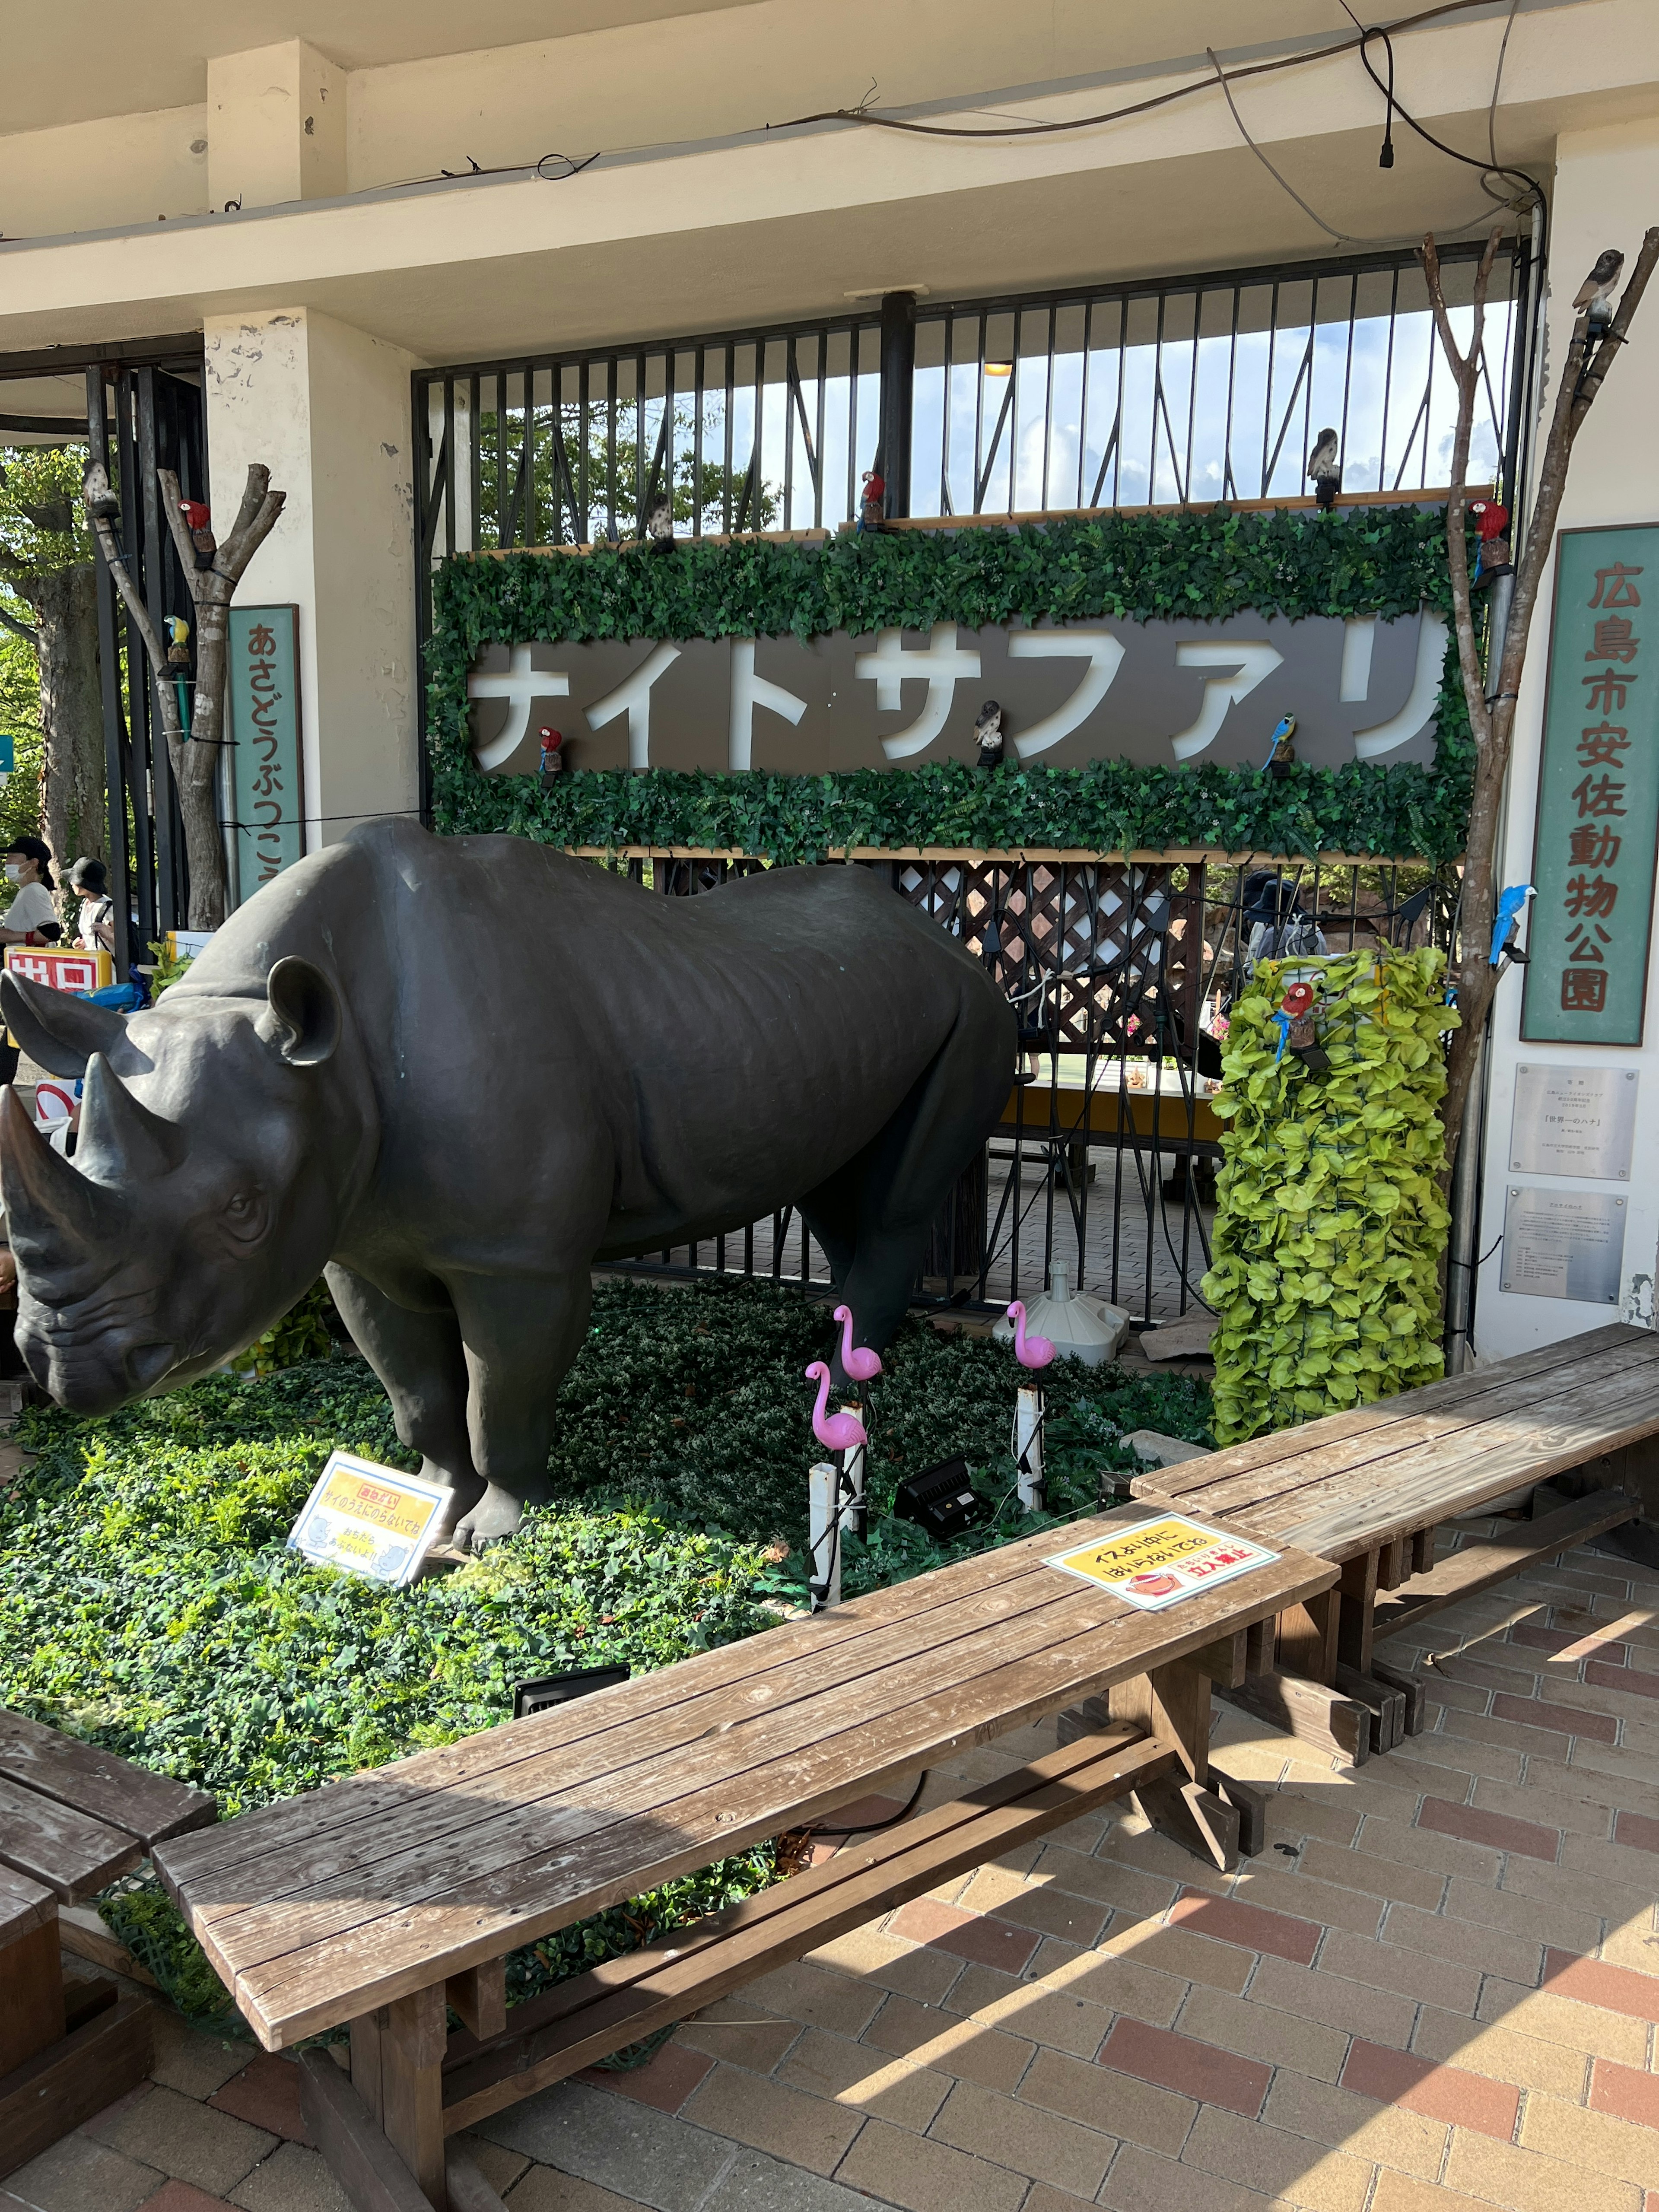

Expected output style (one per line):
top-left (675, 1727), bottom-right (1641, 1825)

top-left (426, 508), bottom-right (1468, 863)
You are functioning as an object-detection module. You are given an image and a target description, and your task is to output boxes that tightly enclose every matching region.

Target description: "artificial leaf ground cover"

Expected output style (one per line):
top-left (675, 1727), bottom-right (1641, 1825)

top-left (0, 1275), bottom-right (1211, 2030)
top-left (1201, 947), bottom-right (1456, 1444)
top-left (426, 508), bottom-right (1471, 862)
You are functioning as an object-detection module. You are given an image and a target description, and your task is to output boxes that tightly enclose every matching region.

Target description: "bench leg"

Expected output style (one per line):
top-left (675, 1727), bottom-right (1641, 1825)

top-left (1276, 1589), bottom-right (1338, 1683)
top-left (1336, 1551), bottom-right (1379, 1676)
top-left (351, 1986), bottom-right (448, 2211)
top-left (0, 1913), bottom-right (66, 2079)
top-left (1110, 1655), bottom-right (1242, 1874)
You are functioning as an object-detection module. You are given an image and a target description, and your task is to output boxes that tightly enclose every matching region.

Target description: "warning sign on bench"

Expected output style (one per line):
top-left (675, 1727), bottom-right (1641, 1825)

top-left (1046, 1515), bottom-right (1278, 1611)
top-left (288, 1452), bottom-right (452, 1586)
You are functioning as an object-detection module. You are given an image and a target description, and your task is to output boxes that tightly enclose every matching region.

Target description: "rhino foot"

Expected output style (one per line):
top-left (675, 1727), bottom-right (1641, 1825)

top-left (425, 1464), bottom-right (486, 1551)
top-left (454, 1482), bottom-right (526, 1552)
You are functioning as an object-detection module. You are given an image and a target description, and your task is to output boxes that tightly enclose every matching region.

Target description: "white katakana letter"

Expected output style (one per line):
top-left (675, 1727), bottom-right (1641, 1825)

top-left (856, 624), bottom-right (982, 761)
top-left (728, 640), bottom-right (807, 769)
top-left (1353, 611), bottom-right (1448, 759)
top-left (468, 644), bottom-right (570, 772)
top-left (585, 642), bottom-right (682, 770)
top-left (1169, 642), bottom-right (1284, 762)
top-left (1007, 629), bottom-right (1126, 759)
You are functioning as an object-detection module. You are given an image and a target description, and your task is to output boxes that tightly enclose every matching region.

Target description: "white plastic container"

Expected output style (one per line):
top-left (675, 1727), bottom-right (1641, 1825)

top-left (993, 1262), bottom-right (1129, 1366)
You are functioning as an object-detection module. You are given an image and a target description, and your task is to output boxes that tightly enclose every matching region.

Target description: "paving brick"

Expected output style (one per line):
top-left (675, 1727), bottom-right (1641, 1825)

top-left (1613, 1810), bottom-right (1659, 1853)
top-left (1091, 1920), bottom-right (1253, 1996)
top-left (1436, 1650), bottom-right (1543, 1694)
top-left (862, 1995), bottom-right (1036, 2093)
top-left (209, 2056), bottom-right (310, 2146)
top-left (146, 2014), bottom-right (254, 2104)
top-left (1586, 1659), bottom-right (1659, 1700)
top-left (956, 1875), bottom-right (1108, 1951)
top-left (1315, 1927), bottom-right (1482, 2015)
top-left (1246, 1955), bottom-right (1415, 2048)
top-left (0, 2136), bottom-right (162, 2212)
top-left (939, 1964), bottom-right (1023, 2021)
top-left (476, 2078), bottom-right (736, 2211)
top-left (1179, 2104), bottom-right (1372, 2212)
top-left (83, 2085), bottom-right (276, 2198)
top-left (1256, 1793), bottom-right (1362, 1850)
top-left (1442, 1874), bottom-right (1603, 1962)
top-left (700, 2149), bottom-right (881, 2212)
top-left (1591, 2058), bottom-right (1659, 2129)
top-left (1543, 1948), bottom-right (1659, 2024)
top-left (1173, 1983), bottom-right (1349, 2084)
top-left (1447, 2131), bottom-right (1644, 2212)
top-left (226, 2144), bottom-right (350, 2212)
top-left (1018, 2188), bottom-right (1097, 2212)
top-left (581, 2042), bottom-right (713, 2115)
top-left (133, 2184), bottom-right (233, 2212)
top-left (1438, 1704), bottom-right (1575, 1758)
top-left (929, 2079), bottom-right (1115, 2199)
top-left (1097, 2143), bottom-right (1274, 2212)
top-left (504, 2166), bottom-right (649, 2212)
top-left (1475, 1981), bottom-right (1650, 2066)
top-left (835, 2115), bottom-right (1027, 2212)
top-left (1352, 1812), bottom-right (1503, 1883)
top-left (1473, 1771), bottom-right (1620, 1840)
top-left (777, 2027), bottom-right (951, 2133)
top-left (1551, 1830), bottom-right (1659, 1900)
top-left (1293, 1840), bottom-right (1448, 1910)
top-left (1017, 2047), bottom-right (1193, 2157)
top-left (1030, 1844), bottom-right (1176, 1920)
top-left (889, 1901), bottom-right (1041, 1976)
top-left (1097, 2018), bottom-right (1268, 2117)
top-left (1368, 2171), bottom-right (1517, 2212)
top-left (452, 2136), bottom-right (531, 2197)
top-left (1513, 1619), bottom-right (1623, 1661)
top-left (674, 1997), bottom-right (802, 2076)
top-left (1403, 1713), bottom-right (1529, 1778)
top-left (742, 1961), bottom-right (886, 2039)
top-left (1589, 1921), bottom-right (1659, 1976)
top-left (1417, 1795), bottom-right (1562, 1862)
top-left (1372, 1901), bottom-right (1543, 1992)
top-left (1261, 2069), bottom-right (1448, 2179)
top-left (1223, 1863), bottom-right (1389, 1939)
top-left (1493, 1690), bottom-right (1621, 1742)
top-left (1522, 2091), bottom-right (1659, 2189)
top-left (1165, 1889), bottom-right (1321, 1965)
top-left (1338, 2038), bottom-right (1518, 2139)
top-left (1027, 1946), bottom-right (1191, 2031)
top-left (806, 1926), bottom-right (962, 2004)
top-left (681, 2059), bottom-right (864, 2175)
top-left (1410, 2007), bottom-right (1592, 2097)
top-left (966, 1984), bottom-right (1113, 2062)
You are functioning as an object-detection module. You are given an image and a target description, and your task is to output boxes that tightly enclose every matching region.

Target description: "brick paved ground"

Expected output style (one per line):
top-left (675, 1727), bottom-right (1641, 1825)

top-left (10, 1522), bottom-right (1659, 2212)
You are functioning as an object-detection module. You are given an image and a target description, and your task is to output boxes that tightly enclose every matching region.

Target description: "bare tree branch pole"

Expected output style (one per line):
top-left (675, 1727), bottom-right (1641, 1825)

top-left (83, 457), bottom-right (286, 931)
top-left (0, 600), bottom-right (39, 648)
top-left (1425, 222), bottom-right (1659, 1186)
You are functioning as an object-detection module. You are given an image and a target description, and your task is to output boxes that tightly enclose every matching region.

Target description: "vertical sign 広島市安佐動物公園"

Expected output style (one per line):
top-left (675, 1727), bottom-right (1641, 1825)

top-left (1522, 526), bottom-right (1659, 1046)
top-left (227, 606), bottom-right (305, 906)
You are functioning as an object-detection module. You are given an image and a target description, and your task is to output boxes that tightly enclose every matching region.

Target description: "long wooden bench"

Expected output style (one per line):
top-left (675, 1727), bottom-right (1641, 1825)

top-left (1130, 1323), bottom-right (1659, 1761)
top-left (0, 1708), bottom-right (216, 2177)
top-left (155, 1501), bottom-right (1333, 2212)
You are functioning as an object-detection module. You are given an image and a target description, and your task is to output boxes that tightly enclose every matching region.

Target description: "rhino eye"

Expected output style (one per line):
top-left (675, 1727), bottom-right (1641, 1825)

top-left (223, 1189), bottom-right (266, 1243)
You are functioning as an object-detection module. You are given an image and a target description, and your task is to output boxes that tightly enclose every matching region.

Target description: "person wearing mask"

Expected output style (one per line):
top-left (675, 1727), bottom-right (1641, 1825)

top-left (70, 856), bottom-right (115, 954)
top-left (0, 839), bottom-right (60, 948)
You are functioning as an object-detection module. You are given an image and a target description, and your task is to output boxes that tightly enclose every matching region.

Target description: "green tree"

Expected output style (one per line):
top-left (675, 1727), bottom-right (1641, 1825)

top-left (0, 446), bottom-right (104, 880)
top-left (477, 405), bottom-right (778, 544)
top-left (0, 629), bottom-right (46, 861)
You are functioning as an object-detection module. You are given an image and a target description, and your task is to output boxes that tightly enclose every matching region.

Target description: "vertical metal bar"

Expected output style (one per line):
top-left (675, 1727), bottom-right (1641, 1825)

top-left (1379, 264), bottom-right (1400, 492)
top-left (813, 331), bottom-right (828, 530)
top-left (1222, 286), bottom-right (1241, 501)
top-left (722, 344), bottom-right (735, 534)
top-left (442, 378), bottom-right (457, 559)
top-left (86, 369), bottom-right (134, 982)
top-left (693, 344), bottom-right (706, 539)
top-left (468, 373), bottom-right (481, 553)
top-left (115, 375), bottom-right (158, 953)
top-left (878, 291), bottom-right (915, 517)
top-left (136, 369), bottom-right (182, 934)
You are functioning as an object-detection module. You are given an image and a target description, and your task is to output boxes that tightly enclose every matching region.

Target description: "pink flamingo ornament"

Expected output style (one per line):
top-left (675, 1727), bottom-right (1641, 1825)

top-left (833, 1305), bottom-right (883, 1384)
top-left (804, 1362), bottom-right (868, 1452)
top-left (1006, 1301), bottom-right (1056, 1371)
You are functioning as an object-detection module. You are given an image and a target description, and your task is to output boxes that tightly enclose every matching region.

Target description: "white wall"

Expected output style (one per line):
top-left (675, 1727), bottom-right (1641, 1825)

top-left (203, 308), bottom-right (420, 878)
top-left (1474, 113), bottom-right (1659, 1355)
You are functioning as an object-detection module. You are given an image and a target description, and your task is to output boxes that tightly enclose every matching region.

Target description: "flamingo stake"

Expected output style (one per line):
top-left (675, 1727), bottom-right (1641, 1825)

top-left (833, 1305), bottom-right (883, 1383)
top-left (804, 1362), bottom-right (868, 1452)
top-left (1006, 1301), bottom-right (1056, 1370)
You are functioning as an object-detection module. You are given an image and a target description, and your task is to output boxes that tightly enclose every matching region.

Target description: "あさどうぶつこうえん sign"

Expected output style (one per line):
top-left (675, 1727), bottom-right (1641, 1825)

top-left (228, 607), bottom-right (305, 899)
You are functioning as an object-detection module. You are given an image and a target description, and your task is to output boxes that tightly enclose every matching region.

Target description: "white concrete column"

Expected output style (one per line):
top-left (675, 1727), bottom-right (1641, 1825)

top-left (1475, 116), bottom-right (1659, 1356)
top-left (203, 308), bottom-right (420, 873)
top-left (207, 42), bottom-right (346, 213)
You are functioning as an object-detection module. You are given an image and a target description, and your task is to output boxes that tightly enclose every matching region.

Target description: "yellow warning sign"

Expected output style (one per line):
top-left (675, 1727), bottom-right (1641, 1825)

top-left (287, 1452), bottom-right (452, 1586)
top-left (1046, 1514), bottom-right (1277, 1611)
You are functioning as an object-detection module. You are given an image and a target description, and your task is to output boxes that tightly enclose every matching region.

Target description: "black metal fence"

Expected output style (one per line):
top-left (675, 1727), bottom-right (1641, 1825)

top-left (413, 240), bottom-right (1528, 586)
top-left (603, 853), bottom-right (1456, 1326)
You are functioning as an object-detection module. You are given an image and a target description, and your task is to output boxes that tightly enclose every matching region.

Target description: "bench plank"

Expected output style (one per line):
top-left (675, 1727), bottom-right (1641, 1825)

top-left (0, 1774), bottom-right (143, 1902)
top-left (157, 1506), bottom-right (1331, 2048)
top-left (439, 1721), bottom-right (1174, 2132)
top-left (0, 1710), bottom-right (215, 1850)
top-left (1371, 1491), bottom-right (1638, 1639)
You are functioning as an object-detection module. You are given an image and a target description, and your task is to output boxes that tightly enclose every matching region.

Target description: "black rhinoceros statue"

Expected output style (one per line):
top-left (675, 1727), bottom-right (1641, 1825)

top-left (0, 821), bottom-right (1013, 1548)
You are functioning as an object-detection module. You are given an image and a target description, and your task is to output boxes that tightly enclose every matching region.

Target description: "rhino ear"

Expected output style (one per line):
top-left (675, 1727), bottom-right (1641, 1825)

top-left (265, 957), bottom-right (340, 1068)
top-left (0, 970), bottom-right (127, 1077)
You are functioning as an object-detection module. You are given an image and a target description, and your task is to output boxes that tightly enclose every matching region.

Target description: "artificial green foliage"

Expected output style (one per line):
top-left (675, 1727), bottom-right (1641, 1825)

top-left (1201, 947), bottom-right (1457, 1445)
top-left (0, 1276), bottom-right (1212, 2030)
top-left (426, 507), bottom-right (1471, 862)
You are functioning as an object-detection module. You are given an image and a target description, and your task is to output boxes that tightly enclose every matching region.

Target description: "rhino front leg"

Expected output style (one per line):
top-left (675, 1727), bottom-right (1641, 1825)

top-left (324, 1262), bottom-right (486, 1544)
top-left (449, 1267), bottom-right (594, 1550)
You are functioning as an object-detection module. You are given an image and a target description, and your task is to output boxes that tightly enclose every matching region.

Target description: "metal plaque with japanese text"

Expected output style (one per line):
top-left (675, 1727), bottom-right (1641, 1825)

top-left (1522, 526), bottom-right (1659, 1045)
top-left (1500, 1185), bottom-right (1627, 1303)
top-left (228, 606), bottom-right (305, 906)
top-left (1509, 1063), bottom-right (1638, 1179)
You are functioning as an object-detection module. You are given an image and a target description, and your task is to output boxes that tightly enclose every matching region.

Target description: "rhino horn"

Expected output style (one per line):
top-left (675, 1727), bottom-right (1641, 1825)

top-left (76, 1052), bottom-right (188, 1182)
top-left (0, 971), bottom-right (127, 1077)
top-left (0, 1084), bottom-right (129, 1264)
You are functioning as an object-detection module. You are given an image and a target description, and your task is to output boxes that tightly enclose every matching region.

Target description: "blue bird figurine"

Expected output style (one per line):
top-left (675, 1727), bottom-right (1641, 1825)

top-left (1489, 884), bottom-right (1535, 966)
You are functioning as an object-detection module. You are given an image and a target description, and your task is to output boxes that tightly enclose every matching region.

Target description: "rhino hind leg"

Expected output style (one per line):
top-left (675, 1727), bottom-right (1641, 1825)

top-left (800, 979), bottom-right (1012, 1378)
top-left (448, 1265), bottom-right (595, 1551)
top-left (324, 1262), bottom-right (486, 1545)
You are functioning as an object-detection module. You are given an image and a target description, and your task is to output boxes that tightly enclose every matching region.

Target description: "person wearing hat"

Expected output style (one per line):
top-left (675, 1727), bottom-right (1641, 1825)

top-left (0, 838), bottom-right (60, 948)
top-left (70, 856), bottom-right (115, 954)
